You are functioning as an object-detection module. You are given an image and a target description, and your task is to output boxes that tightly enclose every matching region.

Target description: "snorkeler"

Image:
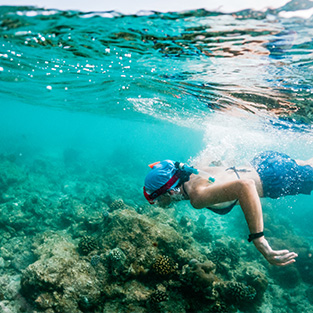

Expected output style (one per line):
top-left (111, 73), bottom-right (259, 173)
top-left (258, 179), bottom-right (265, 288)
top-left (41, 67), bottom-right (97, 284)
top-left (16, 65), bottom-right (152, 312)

top-left (143, 151), bottom-right (313, 267)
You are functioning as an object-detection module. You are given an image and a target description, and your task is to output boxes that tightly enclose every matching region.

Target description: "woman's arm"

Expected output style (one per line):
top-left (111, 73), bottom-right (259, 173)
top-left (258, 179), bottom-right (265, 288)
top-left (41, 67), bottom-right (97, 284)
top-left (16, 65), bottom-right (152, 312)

top-left (188, 179), bottom-right (298, 266)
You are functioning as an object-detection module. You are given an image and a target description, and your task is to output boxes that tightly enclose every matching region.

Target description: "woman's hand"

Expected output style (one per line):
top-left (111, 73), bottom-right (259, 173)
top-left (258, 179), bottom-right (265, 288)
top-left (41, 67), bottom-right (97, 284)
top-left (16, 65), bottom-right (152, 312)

top-left (253, 236), bottom-right (298, 266)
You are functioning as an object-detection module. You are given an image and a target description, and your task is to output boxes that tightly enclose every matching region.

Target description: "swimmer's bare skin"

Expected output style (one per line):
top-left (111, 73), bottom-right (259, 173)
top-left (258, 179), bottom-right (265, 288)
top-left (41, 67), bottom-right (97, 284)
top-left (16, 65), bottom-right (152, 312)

top-left (155, 158), bottom-right (313, 266)
top-left (181, 166), bottom-right (299, 266)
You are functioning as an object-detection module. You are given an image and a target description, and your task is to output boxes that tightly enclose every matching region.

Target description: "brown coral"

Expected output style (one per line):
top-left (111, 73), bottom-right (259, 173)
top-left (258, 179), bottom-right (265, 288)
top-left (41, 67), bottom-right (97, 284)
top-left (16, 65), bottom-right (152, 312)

top-left (149, 290), bottom-right (168, 303)
top-left (208, 301), bottom-right (229, 313)
top-left (152, 255), bottom-right (177, 276)
top-left (180, 259), bottom-right (219, 296)
top-left (189, 259), bottom-right (219, 287)
top-left (214, 281), bottom-right (256, 304)
top-left (208, 246), bottom-right (239, 266)
top-left (241, 266), bottom-right (268, 299)
top-left (78, 235), bottom-right (98, 255)
top-left (109, 199), bottom-right (125, 211)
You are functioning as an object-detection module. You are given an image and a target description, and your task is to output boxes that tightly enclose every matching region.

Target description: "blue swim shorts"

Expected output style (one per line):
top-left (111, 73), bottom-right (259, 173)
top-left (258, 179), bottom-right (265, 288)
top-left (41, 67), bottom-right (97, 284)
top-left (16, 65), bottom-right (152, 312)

top-left (251, 151), bottom-right (313, 199)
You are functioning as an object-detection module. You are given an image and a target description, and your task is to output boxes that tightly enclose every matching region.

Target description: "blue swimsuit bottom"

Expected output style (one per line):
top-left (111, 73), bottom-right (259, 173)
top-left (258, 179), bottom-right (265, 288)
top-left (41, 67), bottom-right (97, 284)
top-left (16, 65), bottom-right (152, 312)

top-left (251, 151), bottom-right (313, 199)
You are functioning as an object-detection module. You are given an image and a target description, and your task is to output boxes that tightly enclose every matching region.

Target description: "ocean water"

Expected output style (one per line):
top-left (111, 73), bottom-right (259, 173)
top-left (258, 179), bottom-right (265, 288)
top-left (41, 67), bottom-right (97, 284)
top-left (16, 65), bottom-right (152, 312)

top-left (0, 2), bottom-right (313, 312)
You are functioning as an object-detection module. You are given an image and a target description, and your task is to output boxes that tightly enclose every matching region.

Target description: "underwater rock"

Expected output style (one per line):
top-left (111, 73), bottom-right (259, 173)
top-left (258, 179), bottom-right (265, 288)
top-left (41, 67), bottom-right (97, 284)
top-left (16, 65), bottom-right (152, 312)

top-left (196, 214), bottom-right (206, 228)
top-left (21, 232), bottom-right (105, 313)
top-left (0, 202), bottom-right (32, 233)
top-left (295, 246), bottom-right (313, 284)
top-left (0, 257), bottom-right (4, 268)
top-left (240, 265), bottom-right (268, 300)
top-left (78, 235), bottom-right (98, 255)
top-left (152, 255), bottom-right (178, 277)
top-left (102, 209), bottom-right (110, 222)
top-left (101, 279), bottom-right (150, 312)
top-left (0, 158), bottom-right (25, 196)
top-left (193, 227), bottom-right (212, 244)
top-left (306, 287), bottom-right (313, 305)
top-left (180, 259), bottom-right (219, 295)
top-left (57, 194), bottom-right (76, 211)
top-left (0, 275), bottom-right (20, 301)
top-left (270, 265), bottom-right (301, 289)
top-left (22, 195), bottom-right (47, 218)
top-left (11, 250), bottom-right (34, 272)
top-left (207, 301), bottom-right (229, 313)
top-left (127, 260), bottom-right (148, 277)
top-left (179, 215), bottom-right (195, 232)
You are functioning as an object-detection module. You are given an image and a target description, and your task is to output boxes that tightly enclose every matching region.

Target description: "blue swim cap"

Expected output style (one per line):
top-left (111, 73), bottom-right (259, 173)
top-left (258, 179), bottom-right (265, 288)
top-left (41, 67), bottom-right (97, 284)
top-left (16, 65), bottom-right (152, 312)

top-left (144, 160), bottom-right (179, 193)
top-left (143, 160), bottom-right (197, 204)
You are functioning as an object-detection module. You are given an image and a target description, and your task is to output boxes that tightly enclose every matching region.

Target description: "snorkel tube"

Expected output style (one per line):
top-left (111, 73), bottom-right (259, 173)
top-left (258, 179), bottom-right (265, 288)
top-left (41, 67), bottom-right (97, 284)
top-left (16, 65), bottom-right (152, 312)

top-left (177, 162), bottom-right (199, 175)
top-left (178, 163), bottom-right (215, 183)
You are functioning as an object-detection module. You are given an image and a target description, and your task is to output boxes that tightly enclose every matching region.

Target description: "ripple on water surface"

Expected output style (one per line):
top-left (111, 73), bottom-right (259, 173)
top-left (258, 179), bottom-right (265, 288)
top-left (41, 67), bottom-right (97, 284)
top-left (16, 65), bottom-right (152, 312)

top-left (0, 4), bottom-right (313, 128)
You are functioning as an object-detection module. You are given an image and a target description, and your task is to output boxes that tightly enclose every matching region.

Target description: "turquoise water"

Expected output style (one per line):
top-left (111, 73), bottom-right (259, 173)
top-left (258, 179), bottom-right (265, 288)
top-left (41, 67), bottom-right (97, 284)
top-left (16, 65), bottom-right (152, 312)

top-left (0, 3), bottom-right (313, 312)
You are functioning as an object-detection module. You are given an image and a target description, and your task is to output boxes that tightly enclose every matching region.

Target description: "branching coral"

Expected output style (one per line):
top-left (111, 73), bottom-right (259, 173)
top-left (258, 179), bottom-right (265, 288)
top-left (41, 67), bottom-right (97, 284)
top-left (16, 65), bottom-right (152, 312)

top-left (214, 281), bottom-right (256, 304)
top-left (78, 235), bottom-right (98, 255)
top-left (152, 255), bottom-right (178, 277)
top-left (109, 199), bottom-right (125, 211)
top-left (149, 290), bottom-right (168, 303)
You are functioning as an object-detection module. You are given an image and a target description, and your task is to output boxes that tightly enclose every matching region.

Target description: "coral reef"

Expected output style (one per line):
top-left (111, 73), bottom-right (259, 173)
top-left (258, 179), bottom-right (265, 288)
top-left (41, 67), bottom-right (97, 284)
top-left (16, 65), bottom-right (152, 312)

top-left (239, 265), bottom-right (268, 301)
top-left (90, 255), bottom-right (101, 267)
top-left (98, 208), bottom-right (205, 268)
top-left (152, 255), bottom-right (178, 277)
top-left (207, 301), bottom-right (229, 313)
top-left (179, 215), bottom-right (195, 232)
top-left (180, 259), bottom-right (219, 293)
top-left (149, 289), bottom-right (168, 303)
top-left (269, 265), bottom-right (300, 289)
top-left (78, 235), bottom-right (98, 255)
top-left (109, 199), bottom-right (125, 211)
top-left (214, 281), bottom-right (257, 304)
top-left (0, 158), bottom-right (25, 199)
top-left (196, 214), bottom-right (206, 228)
top-left (20, 232), bottom-right (106, 313)
top-left (107, 247), bottom-right (127, 275)
top-left (207, 243), bottom-right (240, 278)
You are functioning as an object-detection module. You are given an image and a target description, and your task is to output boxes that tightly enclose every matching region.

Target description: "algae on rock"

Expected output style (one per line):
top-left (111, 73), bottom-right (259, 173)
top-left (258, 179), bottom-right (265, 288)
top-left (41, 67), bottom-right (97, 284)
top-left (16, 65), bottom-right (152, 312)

top-left (21, 232), bottom-right (106, 313)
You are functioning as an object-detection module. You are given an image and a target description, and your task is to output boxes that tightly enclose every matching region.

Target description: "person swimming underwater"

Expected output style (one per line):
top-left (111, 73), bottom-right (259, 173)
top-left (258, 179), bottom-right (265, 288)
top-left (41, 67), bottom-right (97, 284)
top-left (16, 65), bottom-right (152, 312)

top-left (143, 151), bottom-right (313, 266)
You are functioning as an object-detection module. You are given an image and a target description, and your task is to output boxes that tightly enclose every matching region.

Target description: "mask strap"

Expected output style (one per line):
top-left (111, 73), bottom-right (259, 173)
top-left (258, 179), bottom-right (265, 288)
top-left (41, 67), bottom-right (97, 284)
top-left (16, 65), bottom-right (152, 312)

top-left (143, 172), bottom-right (181, 204)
